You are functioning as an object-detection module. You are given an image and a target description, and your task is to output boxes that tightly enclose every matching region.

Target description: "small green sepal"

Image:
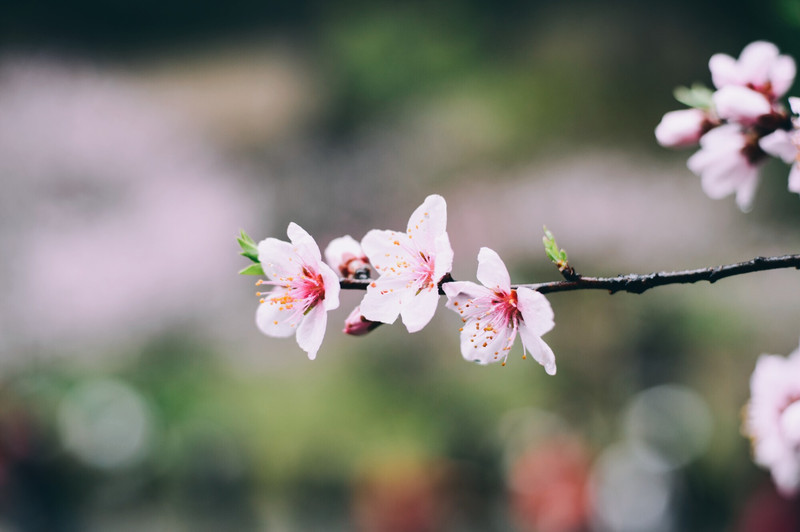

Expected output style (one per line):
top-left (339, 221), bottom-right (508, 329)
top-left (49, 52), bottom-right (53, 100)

top-left (237, 229), bottom-right (260, 263)
top-left (238, 263), bottom-right (265, 276)
top-left (673, 83), bottom-right (713, 110)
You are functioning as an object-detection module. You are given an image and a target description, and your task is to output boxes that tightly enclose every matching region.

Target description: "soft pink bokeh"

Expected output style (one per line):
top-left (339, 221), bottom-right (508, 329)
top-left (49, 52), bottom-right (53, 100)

top-left (0, 58), bottom-right (264, 362)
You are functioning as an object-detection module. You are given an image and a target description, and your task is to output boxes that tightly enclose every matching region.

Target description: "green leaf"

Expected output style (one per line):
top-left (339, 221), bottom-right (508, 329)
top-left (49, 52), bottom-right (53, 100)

top-left (239, 249), bottom-right (260, 263)
top-left (542, 226), bottom-right (568, 266)
top-left (673, 83), bottom-right (713, 110)
top-left (239, 229), bottom-right (256, 246)
top-left (237, 229), bottom-right (260, 263)
top-left (238, 263), bottom-right (265, 276)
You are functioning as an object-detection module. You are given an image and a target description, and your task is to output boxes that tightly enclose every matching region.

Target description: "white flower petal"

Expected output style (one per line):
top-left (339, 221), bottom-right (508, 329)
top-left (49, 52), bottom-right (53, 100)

top-left (697, 123), bottom-right (744, 150)
top-left (432, 233), bottom-right (454, 282)
top-left (695, 154), bottom-right (756, 208)
top-left (759, 129), bottom-right (797, 163)
top-left (361, 229), bottom-right (407, 277)
top-left (287, 222), bottom-right (322, 266)
top-left (458, 319), bottom-right (515, 365)
top-left (690, 151), bottom-right (747, 199)
top-left (476, 247), bottom-right (511, 292)
top-left (360, 277), bottom-right (407, 324)
top-left (733, 164), bottom-right (761, 212)
top-left (751, 354), bottom-right (789, 397)
top-left (518, 326), bottom-right (557, 375)
top-left (400, 285), bottom-right (440, 333)
top-left (406, 194), bottom-right (448, 251)
top-left (296, 304), bottom-right (327, 360)
top-left (738, 41), bottom-right (780, 86)
top-left (686, 125), bottom-right (761, 209)
top-left (713, 86), bottom-right (771, 123)
top-left (771, 453), bottom-right (800, 497)
top-left (516, 287), bottom-right (555, 337)
top-left (319, 262), bottom-right (341, 311)
top-left (709, 53), bottom-right (738, 89)
top-left (255, 291), bottom-right (300, 338)
top-left (257, 237), bottom-right (297, 280)
top-left (770, 55), bottom-right (796, 98)
top-left (443, 281), bottom-right (493, 320)
top-left (789, 164), bottom-right (800, 193)
top-left (790, 97), bottom-right (800, 115)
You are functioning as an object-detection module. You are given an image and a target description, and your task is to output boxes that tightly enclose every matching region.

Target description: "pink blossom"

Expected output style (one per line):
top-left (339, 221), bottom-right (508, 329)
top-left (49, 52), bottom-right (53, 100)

top-left (443, 247), bottom-right (556, 373)
top-left (709, 41), bottom-right (796, 100)
top-left (342, 306), bottom-right (381, 336)
top-left (655, 109), bottom-right (709, 148)
top-left (744, 340), bottom-right (800, 497)
top-left (686, 124), bottom-right (763, 211)
top-left (712, 86), bottom-right (772, 125)
top-left (760, 97), bottom-right (800, 194)
top-left (360, 194), bottom-right (454, 333)
top-left (255, 223), bottom-right (340, 360)
top-left (324, 235), bottom-right (370, 279)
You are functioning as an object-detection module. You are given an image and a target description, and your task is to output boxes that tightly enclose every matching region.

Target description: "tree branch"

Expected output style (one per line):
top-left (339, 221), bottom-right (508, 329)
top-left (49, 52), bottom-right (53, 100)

top-left (339, 254), bottom-right (800, 295)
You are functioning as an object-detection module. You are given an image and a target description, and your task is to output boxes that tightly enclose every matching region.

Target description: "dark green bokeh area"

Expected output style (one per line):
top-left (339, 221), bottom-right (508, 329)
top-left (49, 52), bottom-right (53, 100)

top-left (3, 1), bottom-right (800, 530)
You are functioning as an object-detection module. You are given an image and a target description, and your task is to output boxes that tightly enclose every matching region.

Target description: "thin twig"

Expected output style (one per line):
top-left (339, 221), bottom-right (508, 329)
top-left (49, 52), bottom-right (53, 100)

top-left (339, 254), bottom-right (800, 295)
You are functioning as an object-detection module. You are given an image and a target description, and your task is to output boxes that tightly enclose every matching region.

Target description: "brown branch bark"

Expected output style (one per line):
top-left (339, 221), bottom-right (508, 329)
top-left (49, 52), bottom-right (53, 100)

top-left (339, 254), bottom-right (800, 295)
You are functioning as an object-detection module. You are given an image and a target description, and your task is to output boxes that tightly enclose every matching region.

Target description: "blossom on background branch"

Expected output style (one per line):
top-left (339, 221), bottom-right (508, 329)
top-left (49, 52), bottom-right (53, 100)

top-left (656, 41), bottom-right (797, 211)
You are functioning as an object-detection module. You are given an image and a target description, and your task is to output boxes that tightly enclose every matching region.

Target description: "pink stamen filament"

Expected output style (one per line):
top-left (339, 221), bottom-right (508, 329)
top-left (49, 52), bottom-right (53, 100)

top-left (382, 236), bottom-right (437, 293)
top-left (256, 264), bottom-right (326, 321)
top-left (465, 289), bottom-right (523, 365)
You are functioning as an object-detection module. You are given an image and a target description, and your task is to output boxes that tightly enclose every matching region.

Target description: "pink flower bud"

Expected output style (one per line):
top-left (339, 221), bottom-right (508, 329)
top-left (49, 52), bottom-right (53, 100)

top-left (324, 235), bottom-right (371, 279)
top-left (343, 306), bottom-right (381, 336)
top-left (655, 109), bottom-right (708, 148)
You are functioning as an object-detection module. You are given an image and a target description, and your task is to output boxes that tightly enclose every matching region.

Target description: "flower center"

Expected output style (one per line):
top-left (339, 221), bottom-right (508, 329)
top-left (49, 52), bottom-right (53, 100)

top-left (296, 266), bottom-right (326, 311)
top-left (747, 80), bottom-right (774, 101)
top-left (412, 251), bottom-right (436, 292)
top-left (491, 289), bottom-right (521, 329)
top-left (256, 264), bottom-right (325, 314)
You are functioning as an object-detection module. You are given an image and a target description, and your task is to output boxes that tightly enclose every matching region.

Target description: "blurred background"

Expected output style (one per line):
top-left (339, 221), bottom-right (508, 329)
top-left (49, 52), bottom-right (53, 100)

top-left (2, 0), bottom-right (800, 530)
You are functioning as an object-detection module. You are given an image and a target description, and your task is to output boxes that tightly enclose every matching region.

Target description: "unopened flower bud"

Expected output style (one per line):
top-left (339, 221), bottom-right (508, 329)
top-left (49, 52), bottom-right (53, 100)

top-left (343, 306), bottom-right (381, 336)
top-left (655, 109), bottom-right (708, 148)
top-left (325, 235), bottom-right (371, 278)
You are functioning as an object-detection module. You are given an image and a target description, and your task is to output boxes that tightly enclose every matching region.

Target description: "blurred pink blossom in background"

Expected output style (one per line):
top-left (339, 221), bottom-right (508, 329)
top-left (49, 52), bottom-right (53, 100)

top-left (745, 340), bottom-right (800, 497)
top-left (0, 58), bottom-right (263, 362)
